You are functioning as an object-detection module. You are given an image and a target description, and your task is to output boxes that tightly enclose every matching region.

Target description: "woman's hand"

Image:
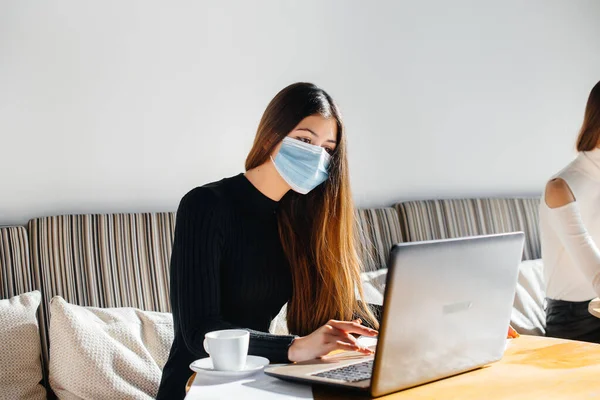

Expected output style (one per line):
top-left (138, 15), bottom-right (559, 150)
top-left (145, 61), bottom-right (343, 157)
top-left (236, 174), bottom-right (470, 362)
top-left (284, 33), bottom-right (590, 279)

top-left (507, 325), bottom-right (520, 339)
top-left (288, 319), bottom-right (378, 363)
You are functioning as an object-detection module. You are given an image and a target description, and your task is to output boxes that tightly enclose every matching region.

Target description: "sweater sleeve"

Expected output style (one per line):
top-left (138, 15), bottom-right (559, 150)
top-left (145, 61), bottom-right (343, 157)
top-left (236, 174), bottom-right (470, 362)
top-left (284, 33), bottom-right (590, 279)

top-left (171, 188), bottom-right (297, 363)
top-left (545, 201), bottom-right (600, 297)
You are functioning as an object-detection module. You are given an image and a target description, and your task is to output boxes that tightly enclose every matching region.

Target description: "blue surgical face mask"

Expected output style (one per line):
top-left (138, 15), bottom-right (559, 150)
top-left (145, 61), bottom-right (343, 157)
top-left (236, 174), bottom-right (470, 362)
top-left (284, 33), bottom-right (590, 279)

top-left (271, 137), bottom-right (332, 195)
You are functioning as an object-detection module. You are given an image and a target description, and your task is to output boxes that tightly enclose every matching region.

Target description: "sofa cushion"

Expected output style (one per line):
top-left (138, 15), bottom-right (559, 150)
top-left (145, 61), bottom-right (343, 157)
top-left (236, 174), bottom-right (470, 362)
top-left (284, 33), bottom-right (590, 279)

top-left (356, 208), bottom-right (403, 272)
top-left (0, 226), bottom-right (50, 393)
top-left (28, 213), bottom-right (176, 381)
top-left (394, 198), bottom-right (541, 260)
top-left (49, 296), bottom-right (174, 400)
top-left (360, 268), bottom-right (387, 306)
top-left (269, 303), bottom-right (289, 335)
top-left (0, 291), bottom-right (46, 400)
top-left (511, 259), bottom-right (546, 335)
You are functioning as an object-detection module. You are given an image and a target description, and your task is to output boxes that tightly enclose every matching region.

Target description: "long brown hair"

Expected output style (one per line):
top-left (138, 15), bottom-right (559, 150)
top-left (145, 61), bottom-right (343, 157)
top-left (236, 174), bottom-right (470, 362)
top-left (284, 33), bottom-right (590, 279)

top-left (576, 80), bottom-right (600, 152)
top-left (245, 82), bottom-right (378, 336)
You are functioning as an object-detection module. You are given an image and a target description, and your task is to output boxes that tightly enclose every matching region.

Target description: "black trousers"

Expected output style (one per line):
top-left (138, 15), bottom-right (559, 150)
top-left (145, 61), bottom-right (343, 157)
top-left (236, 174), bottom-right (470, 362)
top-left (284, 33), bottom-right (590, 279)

top-left (545, 298), bottom-right (600, 343)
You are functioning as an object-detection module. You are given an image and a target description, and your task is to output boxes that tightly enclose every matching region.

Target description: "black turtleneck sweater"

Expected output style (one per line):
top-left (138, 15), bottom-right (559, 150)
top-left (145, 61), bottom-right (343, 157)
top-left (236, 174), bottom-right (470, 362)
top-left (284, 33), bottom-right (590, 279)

top-left (157, 174), bottom-right (295, 399)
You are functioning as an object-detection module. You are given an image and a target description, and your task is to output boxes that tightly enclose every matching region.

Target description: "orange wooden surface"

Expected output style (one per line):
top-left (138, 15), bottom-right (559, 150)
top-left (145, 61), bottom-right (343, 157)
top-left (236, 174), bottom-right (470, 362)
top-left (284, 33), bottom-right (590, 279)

top-left (314, 335), bottom-right (600, 399)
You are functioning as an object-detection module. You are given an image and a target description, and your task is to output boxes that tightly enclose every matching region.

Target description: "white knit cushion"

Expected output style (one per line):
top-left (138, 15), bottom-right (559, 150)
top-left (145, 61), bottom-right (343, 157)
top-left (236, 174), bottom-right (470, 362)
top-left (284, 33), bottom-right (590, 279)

top-left (511, 259), bottom-right (546, 336)
top-left (49, 296), bottom-right (174, 400)
top-left (360, 269), bottom-right (387, 306)
top-left (0, 291), bottom-right (46, 400)
top-left (269, 303), bottom-right (289, 335)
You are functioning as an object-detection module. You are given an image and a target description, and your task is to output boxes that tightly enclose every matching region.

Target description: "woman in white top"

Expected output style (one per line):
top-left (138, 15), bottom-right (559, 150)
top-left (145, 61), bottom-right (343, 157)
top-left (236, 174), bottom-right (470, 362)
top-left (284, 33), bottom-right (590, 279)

top-left (540, 80), bottom-right (600, 342)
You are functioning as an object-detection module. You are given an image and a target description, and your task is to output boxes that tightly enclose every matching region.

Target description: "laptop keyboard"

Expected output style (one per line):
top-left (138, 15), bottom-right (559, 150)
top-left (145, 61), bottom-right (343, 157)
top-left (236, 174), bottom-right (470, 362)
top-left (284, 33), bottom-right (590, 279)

top-left (313, 360), bottom-right (374, 383)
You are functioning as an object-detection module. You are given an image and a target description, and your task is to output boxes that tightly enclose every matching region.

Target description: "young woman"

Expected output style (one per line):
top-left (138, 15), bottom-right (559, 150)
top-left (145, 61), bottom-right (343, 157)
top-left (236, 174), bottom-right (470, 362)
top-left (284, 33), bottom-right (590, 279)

top-left (540, 80), bottom-right (600, 343)
top-left (157, 82), bottom-right (379, 399)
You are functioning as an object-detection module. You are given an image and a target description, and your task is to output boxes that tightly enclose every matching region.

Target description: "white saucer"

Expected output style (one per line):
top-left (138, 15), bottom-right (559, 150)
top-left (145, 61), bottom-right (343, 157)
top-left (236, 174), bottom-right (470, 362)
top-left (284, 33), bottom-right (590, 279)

top-left (189, 355), bottom-right (270, 378)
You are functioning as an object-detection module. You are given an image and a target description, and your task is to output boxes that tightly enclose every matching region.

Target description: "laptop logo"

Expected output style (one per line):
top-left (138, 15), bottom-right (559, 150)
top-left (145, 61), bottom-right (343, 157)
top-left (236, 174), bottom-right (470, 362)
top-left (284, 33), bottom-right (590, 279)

top-left (443, 301), bottom-right (473, 314)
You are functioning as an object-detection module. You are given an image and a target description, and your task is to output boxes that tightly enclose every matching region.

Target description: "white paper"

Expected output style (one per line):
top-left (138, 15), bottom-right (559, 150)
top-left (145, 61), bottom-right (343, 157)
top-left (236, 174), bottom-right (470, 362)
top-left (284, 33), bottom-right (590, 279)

top-left (357, 336), bottom-right (378, 349)
top-left (185, 369), bottom-right (313, 400)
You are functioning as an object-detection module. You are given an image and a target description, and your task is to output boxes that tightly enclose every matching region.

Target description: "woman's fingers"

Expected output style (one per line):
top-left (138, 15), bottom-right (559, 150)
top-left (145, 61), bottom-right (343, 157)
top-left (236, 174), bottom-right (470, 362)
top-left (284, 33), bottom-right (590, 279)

top-left (327, 319), bottom-right (378, 336)
top-left (507, 325), bottom-right (520, 339)
top-left (324, 330), bottom-right (374, 355)
top-left (328, 330), bottom-right (359, 345)
top-left (315, 318), bottom-right (378, 359)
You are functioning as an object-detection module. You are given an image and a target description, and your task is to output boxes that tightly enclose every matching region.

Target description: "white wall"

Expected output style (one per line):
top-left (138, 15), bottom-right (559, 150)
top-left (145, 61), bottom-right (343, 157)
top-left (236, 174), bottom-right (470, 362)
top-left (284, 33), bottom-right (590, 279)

top-left (1, 0), bottom-right (600, 226)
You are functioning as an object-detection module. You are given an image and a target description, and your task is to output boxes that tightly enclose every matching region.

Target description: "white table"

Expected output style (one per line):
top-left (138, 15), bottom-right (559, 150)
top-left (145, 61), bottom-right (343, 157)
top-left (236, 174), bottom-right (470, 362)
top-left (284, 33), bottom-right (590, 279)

top-left (185, 367), bottom-right (313, 400)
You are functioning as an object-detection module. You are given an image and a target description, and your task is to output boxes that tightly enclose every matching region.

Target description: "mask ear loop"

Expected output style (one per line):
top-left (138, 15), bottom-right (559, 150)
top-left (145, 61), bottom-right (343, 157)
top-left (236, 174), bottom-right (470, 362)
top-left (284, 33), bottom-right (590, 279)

top-left (319, 154), bottom-right (331, 173)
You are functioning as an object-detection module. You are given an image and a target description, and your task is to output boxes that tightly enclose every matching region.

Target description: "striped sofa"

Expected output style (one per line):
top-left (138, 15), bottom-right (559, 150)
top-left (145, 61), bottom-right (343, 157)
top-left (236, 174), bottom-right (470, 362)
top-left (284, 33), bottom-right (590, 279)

top-left (395, 198), bottom-right (541, 260)
top-left (0, 197), bottom-right (544, 399)
top-left (393, 198), bottom-right (546, 337)
top-left (2, 216), bottom-right (176, 398)
top-left (0, 226), bottom-right (36, 299)
top-left (28, 213), bottom-right (176, 391)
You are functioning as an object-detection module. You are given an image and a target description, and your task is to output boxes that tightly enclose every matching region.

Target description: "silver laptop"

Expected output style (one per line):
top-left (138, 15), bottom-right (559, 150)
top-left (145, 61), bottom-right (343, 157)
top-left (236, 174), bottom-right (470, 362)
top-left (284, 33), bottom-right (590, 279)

top-left (265, 233), bottom-right (525, 398)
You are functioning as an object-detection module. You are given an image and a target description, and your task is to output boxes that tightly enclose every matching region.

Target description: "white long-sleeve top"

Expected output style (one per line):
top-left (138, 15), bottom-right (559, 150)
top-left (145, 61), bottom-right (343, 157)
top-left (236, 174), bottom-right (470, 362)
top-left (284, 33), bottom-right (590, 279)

top-left (539, 149), bottom-right (600, 301)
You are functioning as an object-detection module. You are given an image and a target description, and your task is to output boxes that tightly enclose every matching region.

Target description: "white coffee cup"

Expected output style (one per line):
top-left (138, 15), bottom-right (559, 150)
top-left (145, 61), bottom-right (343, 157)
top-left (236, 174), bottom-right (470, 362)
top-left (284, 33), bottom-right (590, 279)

top-left (203, 329), bottom-right (250, 371)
